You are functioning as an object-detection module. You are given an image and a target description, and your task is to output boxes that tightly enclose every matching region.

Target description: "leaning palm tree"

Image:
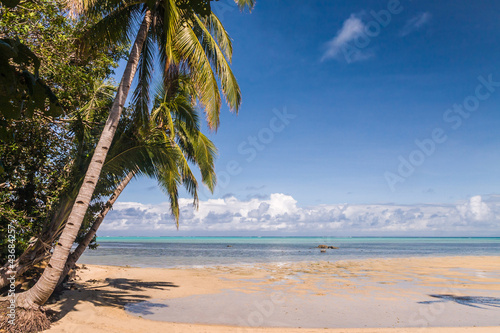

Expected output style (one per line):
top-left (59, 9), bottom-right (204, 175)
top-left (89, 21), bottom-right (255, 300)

top-left (13, 0), bottom-right (254, 316)
top-left (60, 75), bottom-right (217, 280)
top-left (0, 80), bottom-right (117, 290)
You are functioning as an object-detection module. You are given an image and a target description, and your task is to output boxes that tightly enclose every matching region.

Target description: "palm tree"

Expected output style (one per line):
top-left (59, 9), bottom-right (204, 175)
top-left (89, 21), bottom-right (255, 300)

top-left (60, 74), bottom-right (217, 280)
top-left (13, 0), bottom-right (254, 312)
top-left (0, 73), bottom-right (213, 290)
top-left (0, 81), bottom-right (117, 290)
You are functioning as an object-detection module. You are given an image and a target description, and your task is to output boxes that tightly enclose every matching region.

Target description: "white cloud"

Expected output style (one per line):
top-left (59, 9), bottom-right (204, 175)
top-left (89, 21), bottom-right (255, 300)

top-left (99, 193), bottom-right (500, 237)
top-left (400, 12), bottom-right (431, 36)
top-left (321, 14), bottom-right (372, 62)
top-left (457, 195), bottom-right (492, 222)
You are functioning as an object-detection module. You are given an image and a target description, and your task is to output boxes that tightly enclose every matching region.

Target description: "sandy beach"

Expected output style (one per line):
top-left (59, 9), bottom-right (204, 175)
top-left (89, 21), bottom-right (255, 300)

top-left (43, 256), bottom-right (500, 333)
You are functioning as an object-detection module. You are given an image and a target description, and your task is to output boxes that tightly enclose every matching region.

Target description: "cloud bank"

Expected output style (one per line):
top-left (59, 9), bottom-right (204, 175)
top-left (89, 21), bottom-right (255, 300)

top-left (99, 194), bottom-right (500, 237)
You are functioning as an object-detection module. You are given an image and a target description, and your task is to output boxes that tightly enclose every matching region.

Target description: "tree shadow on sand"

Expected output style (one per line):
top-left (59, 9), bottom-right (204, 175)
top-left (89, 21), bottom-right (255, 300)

top-left (103, 278), bottom-right (178, 292)
top-left (50, 277), bottom-right (179, 320)
top-left (418, 294), bottom-right (500, 309)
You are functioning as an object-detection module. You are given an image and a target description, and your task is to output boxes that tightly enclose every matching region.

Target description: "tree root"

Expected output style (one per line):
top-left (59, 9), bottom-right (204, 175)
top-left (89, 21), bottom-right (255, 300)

top-left (0, 301), bottom-right (51, 333)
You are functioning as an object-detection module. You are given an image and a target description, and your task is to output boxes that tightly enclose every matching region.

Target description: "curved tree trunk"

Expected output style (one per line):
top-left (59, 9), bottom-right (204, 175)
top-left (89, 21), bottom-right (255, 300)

top-left (0, 150), bottom-right (98, 289)
top-left (1, 172), bottom-right (132, 289)
top-left (14, 11), bottom-right (152, 309)
top-left (58, 171), bottom-right (135, 285)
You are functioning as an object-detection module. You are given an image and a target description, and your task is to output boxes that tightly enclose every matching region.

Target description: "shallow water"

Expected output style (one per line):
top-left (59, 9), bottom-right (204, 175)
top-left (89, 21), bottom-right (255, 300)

top-left (124, 288), bottom-right (500, 328)
top-left (78, 237), bottom-right (500, 268)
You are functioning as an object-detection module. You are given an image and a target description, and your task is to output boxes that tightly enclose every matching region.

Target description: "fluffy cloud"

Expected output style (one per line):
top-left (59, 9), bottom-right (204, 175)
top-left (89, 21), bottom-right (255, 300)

top-left (321, 14), bottom-right (372, 62)
top-left (400, 12), bottom-right (431, 36)
top-left (457, 195), bottom-right (493, 222)
top-left (99, 194), bottom-right (500, 236)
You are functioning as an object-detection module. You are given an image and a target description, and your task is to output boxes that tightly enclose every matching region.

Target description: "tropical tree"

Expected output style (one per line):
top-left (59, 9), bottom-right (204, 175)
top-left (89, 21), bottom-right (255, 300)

top-left (60, 72), bottom-right (217, 281)
top-left (0, 0), bottom-right (125, 288)
top-left (12, 0), bottom-right (254, 322)
top-left (0, 81), bottom-right (117, 291)
top-left (1, 71), bottom-right (215, 332)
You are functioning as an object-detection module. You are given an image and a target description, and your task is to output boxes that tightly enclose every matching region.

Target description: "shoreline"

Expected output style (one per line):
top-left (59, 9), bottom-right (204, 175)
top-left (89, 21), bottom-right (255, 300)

top-left (45, 256), bottom-right (500, 332)
top-left (77, 237), bottom-right (500, 269)
top-left (80, 253), bottom-right (500, 270)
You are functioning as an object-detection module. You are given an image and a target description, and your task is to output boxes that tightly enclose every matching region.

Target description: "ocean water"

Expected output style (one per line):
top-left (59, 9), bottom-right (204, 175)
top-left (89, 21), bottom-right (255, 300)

top-left (77, 237), bottom-right (500, 268)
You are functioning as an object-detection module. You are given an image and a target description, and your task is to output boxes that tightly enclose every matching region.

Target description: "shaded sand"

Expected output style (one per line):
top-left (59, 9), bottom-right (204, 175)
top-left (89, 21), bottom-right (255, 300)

top-left (44, 256), bottom-right (500, 333)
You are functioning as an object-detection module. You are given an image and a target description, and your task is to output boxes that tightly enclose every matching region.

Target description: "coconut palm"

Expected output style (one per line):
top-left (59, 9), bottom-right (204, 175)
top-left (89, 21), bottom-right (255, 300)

top-left (14, 0), bottom-right (254, 313)
top-left (0, 80), bottom-right (118, 292)
top-left (0, 73), bottom-right (213, 291)
top-left (60, 74), bottom-right (217, 280)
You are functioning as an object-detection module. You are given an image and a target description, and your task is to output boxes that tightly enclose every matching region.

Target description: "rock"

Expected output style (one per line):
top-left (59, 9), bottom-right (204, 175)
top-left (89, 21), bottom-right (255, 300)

top-left (320, 249), bottom-right (327, 253)
top-left (62, 282), bottom-right (75, 290)
top-left (227, 245), bottom-right (232, 247)
top-left (318, 245), bottom-right (338, 249)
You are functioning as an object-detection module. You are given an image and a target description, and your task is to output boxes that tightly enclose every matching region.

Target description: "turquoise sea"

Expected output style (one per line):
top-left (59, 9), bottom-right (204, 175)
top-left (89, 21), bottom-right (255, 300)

top-left (77, 237), bottom-right (500, 268)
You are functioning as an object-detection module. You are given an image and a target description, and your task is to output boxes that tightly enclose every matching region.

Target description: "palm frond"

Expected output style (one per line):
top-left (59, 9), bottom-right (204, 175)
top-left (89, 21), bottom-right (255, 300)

top-left (78, 1), bottom-right (144, 55)
top-left (176, 121), bottom-right (217, 192)
top-left (132, 31), bottom-right (155, 127)
top-left (234, 0), bottom-right (255, 11)
top-left (203, 13), bottom-right (233, 61)
top-left (161, 0), bottom-right (181, 68)
top-left (193, 132), bottom-right (217, 192)
top-left (171, 94), bottom-right (200, 134)
top-left (193, 13), bottom-right (241, 113)
top-left (155, 164), bottom-right (181, 226)
top-left (174, 23), bottom-right (222, 129)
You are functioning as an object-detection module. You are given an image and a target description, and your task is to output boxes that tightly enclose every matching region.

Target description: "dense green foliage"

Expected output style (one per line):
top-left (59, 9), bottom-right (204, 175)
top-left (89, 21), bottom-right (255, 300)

top-left (0, 0), bottom-right (125, 263)
top-left (0, 37), bottom-right (62, 127)
top-left (0, 0), bottom-right (126, 111)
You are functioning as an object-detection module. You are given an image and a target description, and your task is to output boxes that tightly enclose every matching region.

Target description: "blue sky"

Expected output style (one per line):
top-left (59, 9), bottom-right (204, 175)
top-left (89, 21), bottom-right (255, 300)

top-left (106, 0), bottom-right (500, 236)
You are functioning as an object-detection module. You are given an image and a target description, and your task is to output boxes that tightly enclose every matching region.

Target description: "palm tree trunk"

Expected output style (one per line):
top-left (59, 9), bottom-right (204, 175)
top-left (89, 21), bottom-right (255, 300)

top-left (58, 171), bottom-right (135, 286)
top-left (14, 11), bottom-right (152, 309)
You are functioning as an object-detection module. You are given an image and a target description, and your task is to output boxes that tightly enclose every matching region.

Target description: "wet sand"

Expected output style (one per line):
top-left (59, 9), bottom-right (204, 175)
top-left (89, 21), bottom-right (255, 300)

top-left (44, 256), bottom-right (500, 332)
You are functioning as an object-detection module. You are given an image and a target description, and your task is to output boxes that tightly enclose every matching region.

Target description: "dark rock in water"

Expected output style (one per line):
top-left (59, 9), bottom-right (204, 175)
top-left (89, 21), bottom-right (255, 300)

top-left (318, 245), bottom-right (338, 249)
top-left (320, 249), bottom-right (327, 253)
top-left (227, 245), bottom-right (232, 247)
